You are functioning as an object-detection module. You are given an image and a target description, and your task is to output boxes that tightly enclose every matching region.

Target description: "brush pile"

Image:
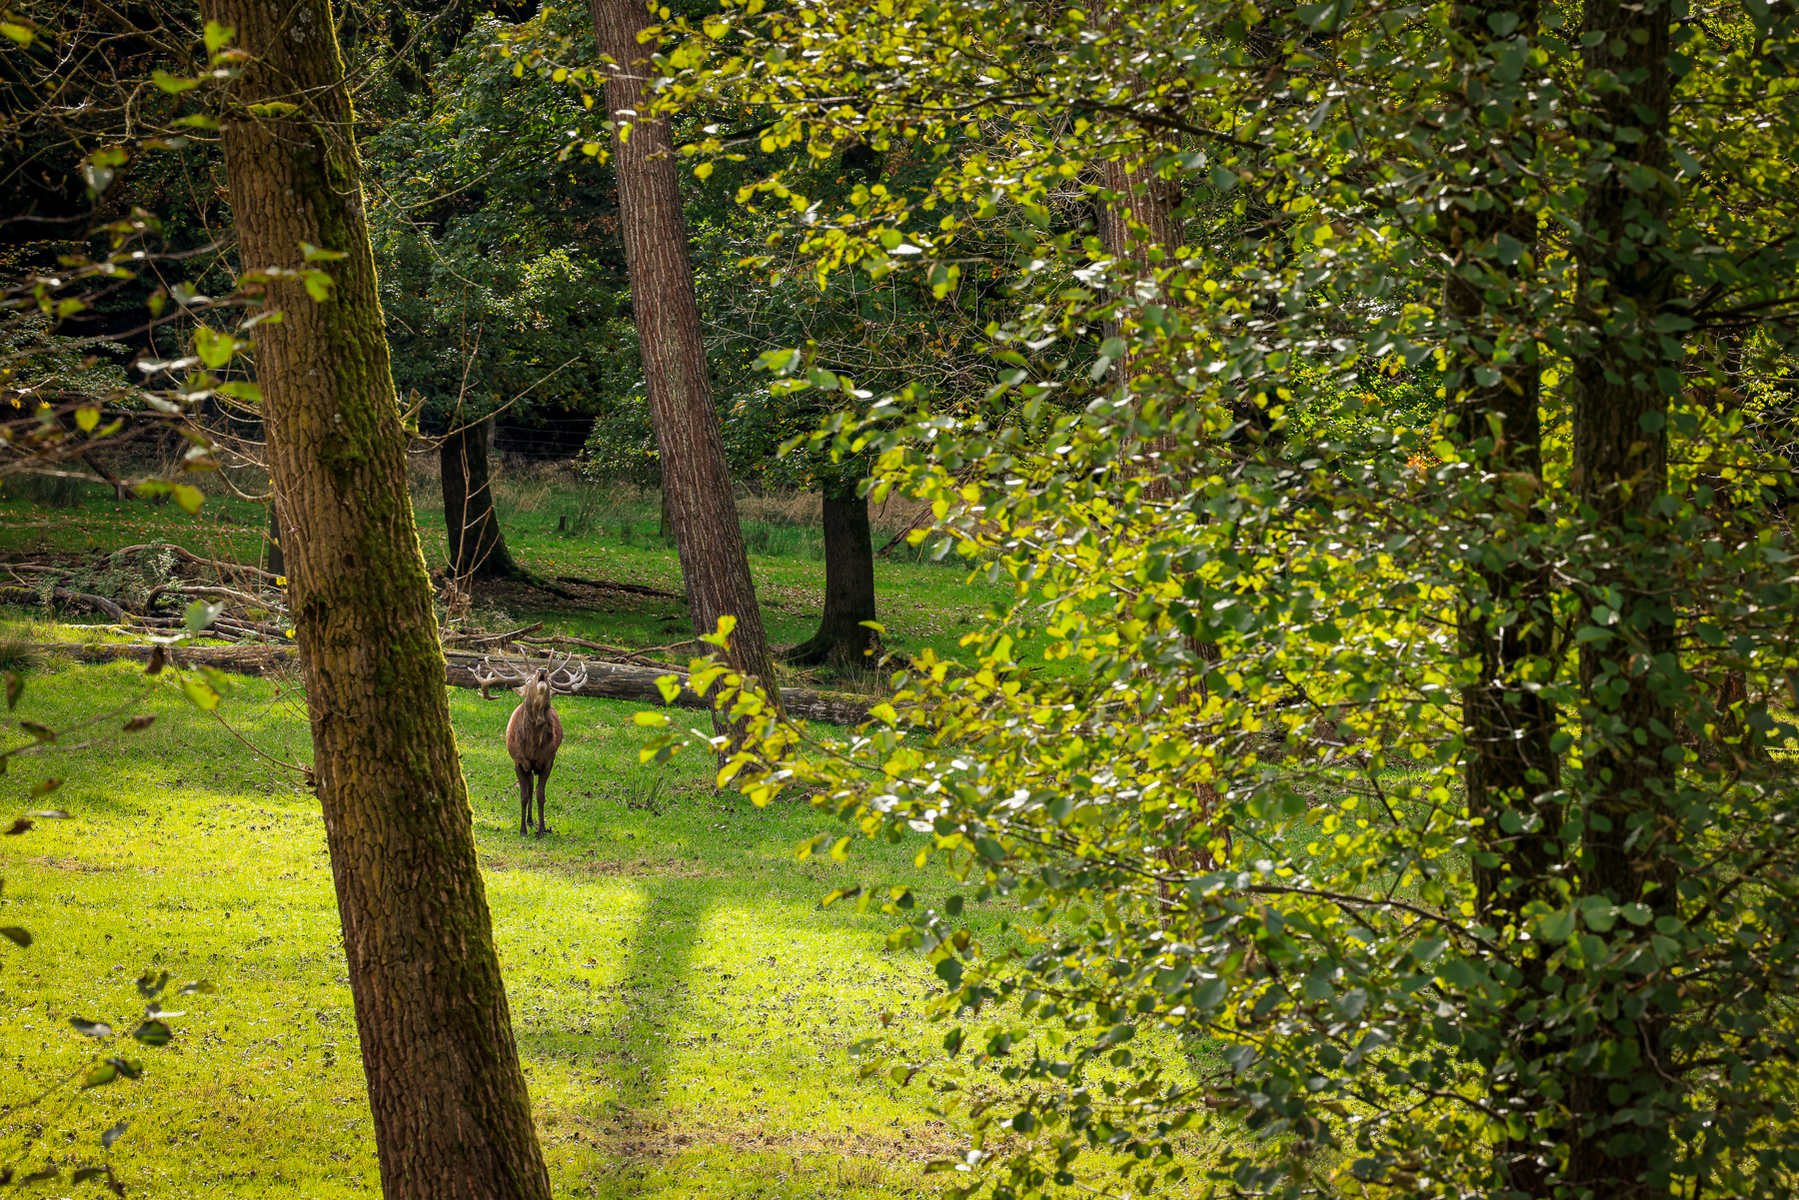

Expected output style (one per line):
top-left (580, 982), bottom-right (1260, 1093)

top-left (0, 543), bottom-right (290, 643)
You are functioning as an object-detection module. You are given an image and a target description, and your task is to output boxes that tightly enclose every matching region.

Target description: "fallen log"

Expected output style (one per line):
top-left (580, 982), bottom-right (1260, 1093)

top-left (109, 543), bottom-right (284, 583)
top-left (0, 586), bottom-right (129, 621)
top-left (554, 575), bottom-right (683, 600)
top-left (20, 642), bottom-right (871, 726)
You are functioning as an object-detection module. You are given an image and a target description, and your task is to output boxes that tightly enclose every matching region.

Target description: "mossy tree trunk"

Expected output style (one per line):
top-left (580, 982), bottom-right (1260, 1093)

top-left (591, 0), bottom-right (779, 705)
top-left (785, 484), bottom-right (877, 667)
top-left (442, 416), bottom-right (521, 581)
top-left (206, 1), bottom-right (552, 1196)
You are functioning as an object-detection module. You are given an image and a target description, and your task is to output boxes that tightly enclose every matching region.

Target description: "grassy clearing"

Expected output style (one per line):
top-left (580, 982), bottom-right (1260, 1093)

top-left (0, 463), bottom-right (1208, 1196)
top-left (0, 657), bottom-right (1008, 1197)
top-left (0, 461), bottom-right (1011, 686)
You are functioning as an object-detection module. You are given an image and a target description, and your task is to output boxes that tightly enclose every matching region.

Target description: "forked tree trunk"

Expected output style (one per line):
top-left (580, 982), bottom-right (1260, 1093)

top-left (785, 485), bottom-right (877, 667)
top-left (207, 1), bottom-right (552, 1196)
top-left (442, 416), bottom-right (521, 580)
top-left (591, 0), bottom-right (779, 704)
top-left (1567, 0), bottom-right (1677, 1193)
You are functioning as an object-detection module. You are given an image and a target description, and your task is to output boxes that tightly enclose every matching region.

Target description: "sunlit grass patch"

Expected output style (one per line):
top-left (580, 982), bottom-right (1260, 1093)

top-left (0, 660), bottom-right (1003, 1195)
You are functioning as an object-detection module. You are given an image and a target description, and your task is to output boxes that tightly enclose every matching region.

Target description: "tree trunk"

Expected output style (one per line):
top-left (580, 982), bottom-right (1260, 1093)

top-left (784, 485), bottom-right (877, 667)
top-left (442, 416), bottom-right (521, 581)
top-left (207, 2), bottom-right (553, 1197)
top-left (590, 0), bottom-right (779, 706)
top-left (263, 498), bottom-right (284, 578)
top-left (1566, 1), bottom-right (1677, 1193)
top-left (1439, 6), bottom-right (1561, 1195)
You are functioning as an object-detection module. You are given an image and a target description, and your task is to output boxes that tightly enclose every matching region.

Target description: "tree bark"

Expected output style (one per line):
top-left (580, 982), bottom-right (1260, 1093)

top-left (1567, 1), bottom-right (1677, 1193)
top-left (442, 416), bottom-right (521, 581)
top-left (1440, 6), bottom-right (1560, 1195)
top-left (263, 498), bottom-right (284, 578)
top-left (784, 485), bottom-right (877, 667)
top-left (590, 0), bottom-right (779, 708)
top-left (206, 2), bottom-right (552, 1196)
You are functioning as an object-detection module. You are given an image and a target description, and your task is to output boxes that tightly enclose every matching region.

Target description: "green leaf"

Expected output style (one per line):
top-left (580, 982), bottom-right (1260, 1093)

top-left (131, 1020), bottom-right (172, 1047)
top-left (175, 979), bottom-right (217, 996)
top-left (203, 19), bottom-right (234, 51)
top-left (197, 667), bottom-right (237, 699)
top-left (0, 20), bottom-right (35, 46)
top-left (192, 324), bottom-right (235, 368)
top-left (81, 1058), bottom-right (137, 1089)
top-left (0, 926), bottom-right (32, 947)
top-left (184, 599), bottom-right (226, 633)
top-left (18, 720), bottom-right (55, 744)
top-left (69, 1017), bottom-right (114, 1039)
top-left (101, 1119), bottom-right (129, 1148)
top-left (4, 671), bottom-right (21, 711)
top-left (179, 677), bottom-right (222, 712)
top-left (171, 484), bottom-right (205, 515)
top-left (1538, 908), bottom-right (1576, 943)
top-left (151, 69), bottom-right (199, 94)
top-left (29, 777), bottom-right (61, 798)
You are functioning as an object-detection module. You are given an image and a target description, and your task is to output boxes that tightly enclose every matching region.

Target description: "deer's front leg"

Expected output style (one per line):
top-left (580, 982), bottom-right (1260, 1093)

top-left (515, 764), bottom-right (533, 836)
top-left (535, 767), bottom-right (552, 837)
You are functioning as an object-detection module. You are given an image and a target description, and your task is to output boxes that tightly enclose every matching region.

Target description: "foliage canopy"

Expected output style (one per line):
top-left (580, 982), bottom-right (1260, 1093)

top-left (617, 0), bottom-right (1799, 1196)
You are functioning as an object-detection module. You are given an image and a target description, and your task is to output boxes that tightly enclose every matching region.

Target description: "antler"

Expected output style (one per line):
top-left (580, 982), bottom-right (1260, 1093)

top-left (471, 656), bottom-right (533, 701)
top-left (547, 652), bottom-right (587, 695)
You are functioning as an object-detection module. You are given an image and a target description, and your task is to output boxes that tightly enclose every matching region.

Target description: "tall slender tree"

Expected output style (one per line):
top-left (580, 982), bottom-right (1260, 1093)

top-left (1437, 5), bottom-right (1560, 1192)
top-left (590, 0), bottom-right (779, 701)
top-left (205, 1), bottom-right (553, 1195)
top-left (1566, 0), bottom-right (1678, 1191)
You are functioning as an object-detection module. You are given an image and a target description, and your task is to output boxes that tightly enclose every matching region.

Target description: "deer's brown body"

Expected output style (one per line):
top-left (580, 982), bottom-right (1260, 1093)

top-left (475, 655), bottom-right (586, 836)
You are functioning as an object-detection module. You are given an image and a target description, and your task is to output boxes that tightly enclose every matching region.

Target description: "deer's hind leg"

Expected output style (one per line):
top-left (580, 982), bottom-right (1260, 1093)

top-left (515, 764), bottom-right (533, 836)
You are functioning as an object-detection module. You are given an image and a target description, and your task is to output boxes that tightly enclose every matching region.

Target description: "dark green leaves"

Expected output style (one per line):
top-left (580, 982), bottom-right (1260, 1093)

top-left (80, 1058), bottom-right (140, 1089)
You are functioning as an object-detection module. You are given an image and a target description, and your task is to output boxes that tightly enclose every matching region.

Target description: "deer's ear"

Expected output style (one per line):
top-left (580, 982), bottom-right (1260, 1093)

top-left (512, 684), bottom-right (527, 697)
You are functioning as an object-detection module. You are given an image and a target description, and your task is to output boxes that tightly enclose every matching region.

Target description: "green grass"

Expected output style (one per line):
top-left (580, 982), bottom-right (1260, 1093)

top-left (0, 658), bottom-right (1000, 1197)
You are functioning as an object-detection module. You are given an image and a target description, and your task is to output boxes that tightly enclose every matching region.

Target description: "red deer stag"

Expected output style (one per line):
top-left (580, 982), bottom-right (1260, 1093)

top-left (472, 653), bottom-right (588, 836)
